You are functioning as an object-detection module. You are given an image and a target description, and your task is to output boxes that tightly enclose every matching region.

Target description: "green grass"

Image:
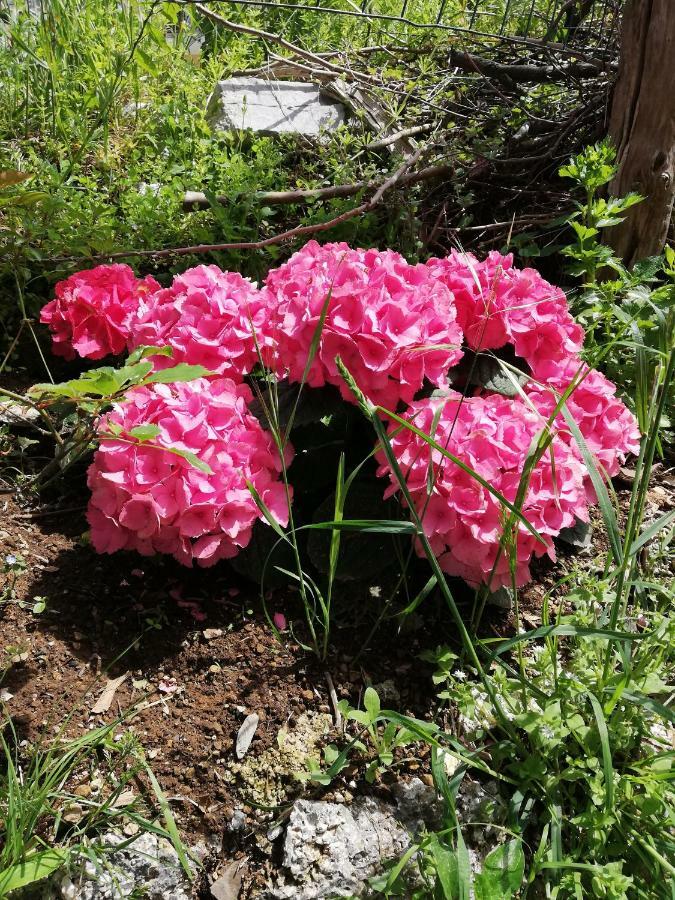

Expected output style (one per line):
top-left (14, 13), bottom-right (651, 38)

top-left (0, 712), bottom-right (193, 895)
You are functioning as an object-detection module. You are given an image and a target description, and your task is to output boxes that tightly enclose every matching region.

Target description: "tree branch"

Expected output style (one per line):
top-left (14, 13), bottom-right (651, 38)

top-left (51, 149), bottom-right (443, 263)
top-left (182, 162), bottom-right (450, 211)
top-left (449, 49), bottom-right (612, 89)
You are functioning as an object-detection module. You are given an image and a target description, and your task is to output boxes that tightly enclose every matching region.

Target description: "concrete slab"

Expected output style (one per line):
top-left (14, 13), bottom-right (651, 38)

top-left (206, 77), bottom-right (345, 136)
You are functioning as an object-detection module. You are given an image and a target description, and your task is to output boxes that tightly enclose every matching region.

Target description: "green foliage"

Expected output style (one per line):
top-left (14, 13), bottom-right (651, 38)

top-left (0, 347), bottom-right (211, 488)
top-left (558, 141), bottom-right (674, 438)
top-left (0, 714), bottom-right (193, 894)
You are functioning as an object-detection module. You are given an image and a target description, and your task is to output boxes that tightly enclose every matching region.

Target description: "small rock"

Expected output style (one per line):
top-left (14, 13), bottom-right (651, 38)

top-left (392, 777), bottom-right (444, 832)
top-left (557, 517), bottom-right (593, 549)
top-left (229, 809), bottom-right (247, 832)
top-left (486, 586), bottom-right (513, 610)
top-left (203, 628), bottom-right (223, 641)
top-left (272, 797), bottom-right (409, 898)
top-left (236, 713), bottom-right (260, 759)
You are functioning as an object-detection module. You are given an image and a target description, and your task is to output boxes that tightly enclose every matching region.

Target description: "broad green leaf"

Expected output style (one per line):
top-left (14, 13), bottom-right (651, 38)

top-left (0, 849), bottom-right (68, 893)
top-left (128, 424), bottom-right (162, 441)
top-left (144, 364), bottom-right (210, 384)
top-left (164, 446), bottom-right (213, 475)
top-left (428, 835), bottom-right (458, 898)
top-left (126, 345), bottom-right (174, 364)
top-left (363, 686), bottom-right (381, 719)
top-left (474, 839), bottom-right (525, 900)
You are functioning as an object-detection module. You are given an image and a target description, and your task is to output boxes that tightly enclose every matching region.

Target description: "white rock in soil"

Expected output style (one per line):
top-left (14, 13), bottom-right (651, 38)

top-left (206, 78), bottom-right (345, 136)
top-left (26, 831), bottom-right (192, 900)
top-left (271, 796), bottom-right (409, 899)
top-left (0, 401), bottom-right (40, 426)
top-left (391, 777), bottom-right (445, 832)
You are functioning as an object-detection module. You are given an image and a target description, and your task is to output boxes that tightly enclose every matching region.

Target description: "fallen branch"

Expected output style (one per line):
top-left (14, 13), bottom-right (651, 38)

top-left (449, 49), bottom-right (612, 90)
top-left (365, 122), bottom-right (433, 150)
top-left (190, 1), bottom-right (380, 85)
top-left (182, 162), bottom-right (450, 211)
top-left (50, 147), bottom-right (441, 263)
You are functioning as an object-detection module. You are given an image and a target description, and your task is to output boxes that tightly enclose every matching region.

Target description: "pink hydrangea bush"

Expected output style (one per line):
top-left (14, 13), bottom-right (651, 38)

top-left (86, 378), bottom-right (292, 567)
top-left (376, 392), bottom-right (590, 588)
top-left (426, 250), bottom-right (584, 378)
top-left (524, 357), bottom-right (641, 483)
top-left (263, 241), bottom-right (464, 409)
top-left (40, 264), bottom-right (159, 360)
top-left (127, 265), bottom-right (274, 378)
top-left (40, 242), bottom-right (640, 587)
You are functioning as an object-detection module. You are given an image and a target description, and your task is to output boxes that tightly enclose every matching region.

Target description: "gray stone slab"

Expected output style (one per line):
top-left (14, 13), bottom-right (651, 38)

top-left (207, 77), bottom-right (345, 136)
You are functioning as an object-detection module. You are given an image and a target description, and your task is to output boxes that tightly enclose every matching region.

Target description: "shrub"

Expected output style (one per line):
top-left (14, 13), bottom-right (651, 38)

top-left (263, 241), bottom-right (464, 410)
top-left (39, 241), bottom-right (639, 587)
top-left (40, 264), bottom-right (159, 360)
top-left (87, 377), bottom-right (292, 567)
top-left (127, 265), bottom-right (275, 379)
top-left (426, 249), bottom-right (584, 378)
top-left (376, 391), bottom-right (589, 588)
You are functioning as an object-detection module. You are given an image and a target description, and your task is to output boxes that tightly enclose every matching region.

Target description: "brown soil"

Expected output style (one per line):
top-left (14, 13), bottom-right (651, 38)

top-left (0, 489), bottom-right (446, 895)
top-left (2, 458), bottom-right (672, 896)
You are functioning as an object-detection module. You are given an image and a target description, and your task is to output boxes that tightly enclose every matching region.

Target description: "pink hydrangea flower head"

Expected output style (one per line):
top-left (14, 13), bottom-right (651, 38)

top-left (87, 377), bottom-right (292, 567)
top-left (40, 264), bottom-right (159, 360)
top-left (427, 250), bottom-right (584, 377)
top-left (127, 265), bottom-right (273, 378)
top-left (263, 241), bottom-right (464, 409)
top-left (524, 357), bottom-right (640, 487)
top-left (376, 391), bottom-right (589, 588)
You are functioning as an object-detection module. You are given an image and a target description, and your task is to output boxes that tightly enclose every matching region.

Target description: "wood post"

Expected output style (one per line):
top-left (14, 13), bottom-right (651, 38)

top-left (607, 0), bottom-right (675, 265)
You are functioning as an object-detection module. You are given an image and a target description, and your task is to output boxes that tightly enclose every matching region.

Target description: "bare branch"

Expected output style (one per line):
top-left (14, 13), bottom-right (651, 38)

top-left (51, 152), bottom-right (446, 263)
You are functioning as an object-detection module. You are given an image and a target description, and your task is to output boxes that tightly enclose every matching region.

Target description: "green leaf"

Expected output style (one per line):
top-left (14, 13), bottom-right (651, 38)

top-left (587, 693), bottom-right (614, 812)
top-left (230, 519), bottom-right (295, 588)
top-left (450, 349), bottom-right (529, 397)
top-left (428, 836), bottom-right (459, 898)
top-left (135, 47), bottom-right (160, 76)
top-left (126, 345), bottom-right (174, 364)
top-left (363, 686), bottom-right (381, 719)
top-left (251, 383), bottom-right (344, 432)
top-left (630, 510), bottom-right (675, 556)
top-left (143, 762), bottom-right (192, 879)
top-left (474, 840), bottom-right (525, 900)
top-left (162, 446), bottom-right (213, 475)
top-left (561, 403), bottom-right (623, 564)
top-left (144, 364), bottom-right (210, 384)
top-left (621, 690), bottom-right (675, 725)
top-left (0, 849), bottom-right (68, 893)
top-left (307, 483), bottom-right (408, 581)
top-left (128, 424), bottom-right (162, 441)
top-left (489, 624), bottom-right (647, 656)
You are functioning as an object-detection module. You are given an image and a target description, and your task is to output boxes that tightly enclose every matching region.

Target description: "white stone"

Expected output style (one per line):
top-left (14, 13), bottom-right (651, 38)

top-left (206, 78), bottom-right (345, 136)
top-left (271, 797), bottom-right (409, 899)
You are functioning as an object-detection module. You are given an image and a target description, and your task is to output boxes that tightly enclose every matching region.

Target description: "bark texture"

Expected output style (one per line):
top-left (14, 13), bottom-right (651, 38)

top-left (608, 0), bottom-right (675, 265)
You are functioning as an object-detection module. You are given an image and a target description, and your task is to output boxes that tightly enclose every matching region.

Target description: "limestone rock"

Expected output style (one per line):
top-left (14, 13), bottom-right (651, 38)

top-left (271, 797), bottom-right (409, 899)
top-left (22, 832), bottom-right (192, 900)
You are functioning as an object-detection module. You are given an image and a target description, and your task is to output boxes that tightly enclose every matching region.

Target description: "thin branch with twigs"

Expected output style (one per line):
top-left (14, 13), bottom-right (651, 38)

top-left (50, 145), bottom-right (440, 264)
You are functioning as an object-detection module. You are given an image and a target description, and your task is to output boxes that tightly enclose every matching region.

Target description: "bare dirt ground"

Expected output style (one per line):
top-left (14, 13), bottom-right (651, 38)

top-left (2, 459), bottom-right (671, 895)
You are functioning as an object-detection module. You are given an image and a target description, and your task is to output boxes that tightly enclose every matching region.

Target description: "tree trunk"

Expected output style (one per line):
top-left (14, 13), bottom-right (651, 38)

top-left (607, 0), bottom-right (675, 266)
